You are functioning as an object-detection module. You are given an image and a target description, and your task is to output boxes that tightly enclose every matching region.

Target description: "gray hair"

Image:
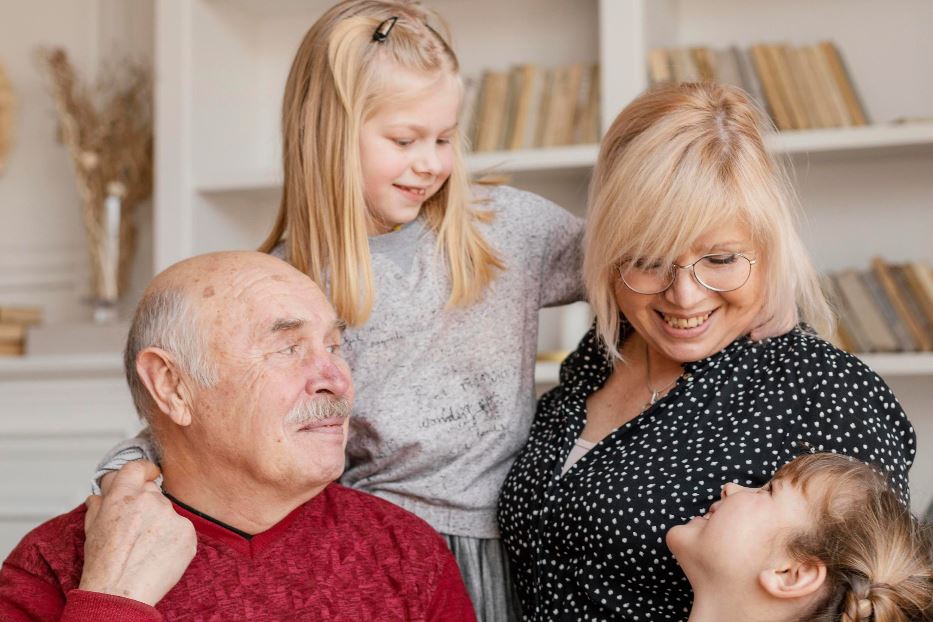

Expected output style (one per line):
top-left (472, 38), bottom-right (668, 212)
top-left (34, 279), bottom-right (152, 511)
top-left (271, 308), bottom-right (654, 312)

top-left (124, 287), bottom-right (219, 427)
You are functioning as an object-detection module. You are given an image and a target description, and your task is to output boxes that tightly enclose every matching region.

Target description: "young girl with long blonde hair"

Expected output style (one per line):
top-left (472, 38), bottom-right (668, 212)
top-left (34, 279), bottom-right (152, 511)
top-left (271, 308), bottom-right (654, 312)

top-left (668, 452), bottom-right (932, 622)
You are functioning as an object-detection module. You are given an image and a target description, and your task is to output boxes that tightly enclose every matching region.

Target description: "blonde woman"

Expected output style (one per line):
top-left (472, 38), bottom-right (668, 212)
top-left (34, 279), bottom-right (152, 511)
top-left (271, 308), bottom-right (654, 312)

top-left (498, 82), bottom-right (917, 620)
top-left (668, 452), bottom-right (933, 622)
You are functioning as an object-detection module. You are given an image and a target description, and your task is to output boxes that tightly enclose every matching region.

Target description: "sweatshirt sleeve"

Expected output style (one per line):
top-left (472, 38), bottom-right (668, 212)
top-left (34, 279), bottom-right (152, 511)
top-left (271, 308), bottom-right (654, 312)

top-left (536, 197), bottom-right (585, 309)
top-left (0, 561), bottom-right (161, 622)
top-left (91, 427), bottom-right (160, 495)
top-left (424, 554), bottom-right (477, 622)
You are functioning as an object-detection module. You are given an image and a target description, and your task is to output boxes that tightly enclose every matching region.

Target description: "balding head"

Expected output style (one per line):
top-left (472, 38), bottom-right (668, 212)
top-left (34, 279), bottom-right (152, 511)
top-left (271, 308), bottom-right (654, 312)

top-left (124, 252), bottom-right (326, 430)
top-left (125, 251), bottom-right (353, 522)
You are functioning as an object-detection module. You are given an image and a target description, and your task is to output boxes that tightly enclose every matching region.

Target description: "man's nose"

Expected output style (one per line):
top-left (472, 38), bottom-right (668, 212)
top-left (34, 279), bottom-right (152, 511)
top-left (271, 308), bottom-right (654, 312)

top-left (302, 352), bottom-right (351, 398)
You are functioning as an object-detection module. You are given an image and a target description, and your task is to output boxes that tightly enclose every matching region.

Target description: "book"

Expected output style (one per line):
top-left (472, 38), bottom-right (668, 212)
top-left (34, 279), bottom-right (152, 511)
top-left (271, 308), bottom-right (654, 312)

top-left (734, 46), bottom-right (766, 110)
top-left (834, 270), bottom-right (899, 352)
top-left (872, 258), bottom-right (932, 351)
top-left (458, 76), bottom-right (480, 151)
top-left (0, 341), bottom-right (24, 356)
top-left (473, 70), bottom-right (509, 152)
top-left (540, 65), bottom-right (583, 147)
top-left (669, 48), bottom-right (700, 83)
top-left (750, 44), bottom-right (792, 130)
top-left (558, 64), bottom-right (584, 146)
top-left (902, 262), bottom-right (933, 326)
top-left (797, 46), bottom-right (836, 128)
top-left (0, 306), bottom-right (42, 325)
top-left (712, 47), bottom-right (743, 90)
top-left (786, 46), bottom-right (823, 129)
top-left (819, 41), bottom-right (868, 126)
top-left (892, 264), bottom-right (933, 347)
top-left (821, 275), bottom-right (857, 352)
top-left (504, 64), bottom-right (539, 151)
top-left (574, 64), bottom-right (600, 144)
top-left (810, 43), bottom-right (853, 127)
top-left (647, 48), bottom-right (672, 85)
top-left (769, 44), bottom-right (807, 130)
top-left (690, 47), bottom-right (716, 82)
top-left (861, 271), bottom-right (915, 351)
top-left (0, 322), bottom-right (26, 342)
top-left (533, 68), bottom-right (555, 148)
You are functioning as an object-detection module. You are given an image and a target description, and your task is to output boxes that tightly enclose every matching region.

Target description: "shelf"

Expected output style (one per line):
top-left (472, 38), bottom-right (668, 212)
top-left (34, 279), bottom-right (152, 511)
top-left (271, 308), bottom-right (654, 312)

top-left (766, 122), bottom-right (933, 156)
top-left (0, 354), bottom-right (124, 380)
top-left (195, 123), bottom-right (933, 195)
top-left (467, 144), bottom-right (600, 174)
top-left (534, 352), bottom-right (933, 385)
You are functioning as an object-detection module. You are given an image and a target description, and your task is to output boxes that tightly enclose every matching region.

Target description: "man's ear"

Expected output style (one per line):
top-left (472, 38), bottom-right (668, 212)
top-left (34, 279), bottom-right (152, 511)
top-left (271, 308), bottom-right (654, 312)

top-left (758, 558), bottom-right (826, 600)
top-left (136, 347), bottom-right (195, 427)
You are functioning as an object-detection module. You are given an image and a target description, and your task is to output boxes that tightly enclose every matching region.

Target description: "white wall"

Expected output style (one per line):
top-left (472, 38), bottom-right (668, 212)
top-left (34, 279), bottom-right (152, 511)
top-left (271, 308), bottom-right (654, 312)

top-left (0, 0), bottom-right (153, 322)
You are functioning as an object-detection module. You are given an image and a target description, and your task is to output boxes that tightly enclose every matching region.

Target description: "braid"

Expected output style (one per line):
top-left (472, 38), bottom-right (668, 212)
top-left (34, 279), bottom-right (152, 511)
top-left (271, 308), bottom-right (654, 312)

top-left (839, 574), bottom-right (873, 622)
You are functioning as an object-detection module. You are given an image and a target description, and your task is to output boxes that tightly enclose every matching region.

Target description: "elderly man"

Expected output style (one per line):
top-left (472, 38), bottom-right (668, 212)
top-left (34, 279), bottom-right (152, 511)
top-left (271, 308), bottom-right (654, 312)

top-left (0, 252), bottom-right (475, 621)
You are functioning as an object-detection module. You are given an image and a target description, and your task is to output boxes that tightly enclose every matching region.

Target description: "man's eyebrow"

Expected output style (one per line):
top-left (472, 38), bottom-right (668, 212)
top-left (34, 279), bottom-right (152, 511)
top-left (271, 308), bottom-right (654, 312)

top-left (271, 318), bottom-right (304, 333)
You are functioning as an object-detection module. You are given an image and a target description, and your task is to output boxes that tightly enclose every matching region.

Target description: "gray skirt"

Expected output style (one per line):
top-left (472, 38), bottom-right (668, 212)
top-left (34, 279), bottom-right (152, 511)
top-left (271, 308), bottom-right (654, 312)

top-left (443, 534), bottom-right (523, 622)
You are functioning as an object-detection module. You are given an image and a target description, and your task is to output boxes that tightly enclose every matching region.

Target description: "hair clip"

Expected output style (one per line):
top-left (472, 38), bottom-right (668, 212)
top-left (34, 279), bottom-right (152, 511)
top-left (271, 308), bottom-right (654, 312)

top-left (372, 16), bottom-right (398, 43)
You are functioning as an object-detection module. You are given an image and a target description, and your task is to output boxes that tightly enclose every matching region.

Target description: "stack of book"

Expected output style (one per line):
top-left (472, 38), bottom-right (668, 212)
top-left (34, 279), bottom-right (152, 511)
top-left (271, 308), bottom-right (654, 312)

top-left (463, 63), bottom-right (600, 153)
top-left (0, 306), bottom-right (42, 357)
top-left (647, 41), bottom-right (868, 131)
top-left (823, 259), bottom-right (933, 353)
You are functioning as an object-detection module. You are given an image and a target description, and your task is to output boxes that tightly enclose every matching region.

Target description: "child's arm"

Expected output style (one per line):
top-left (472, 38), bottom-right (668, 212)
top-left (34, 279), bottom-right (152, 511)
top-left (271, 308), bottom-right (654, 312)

top-left (91, 427), bottom-right (160, 494)
top-left (535, 199), bottom-right (586, 308)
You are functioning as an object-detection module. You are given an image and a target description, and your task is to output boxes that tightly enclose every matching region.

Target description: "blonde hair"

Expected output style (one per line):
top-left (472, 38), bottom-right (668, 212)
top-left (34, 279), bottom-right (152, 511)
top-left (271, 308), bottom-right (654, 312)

top-left (583, 82), bottom-right (833, 360)
top-left (260, 0), bottom-right (502, 325)
top-left (772, 453), bottom-right (933, 622)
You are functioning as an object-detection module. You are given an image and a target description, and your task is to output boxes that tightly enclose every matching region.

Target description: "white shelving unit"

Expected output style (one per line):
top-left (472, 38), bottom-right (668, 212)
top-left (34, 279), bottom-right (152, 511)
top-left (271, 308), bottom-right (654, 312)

top-left (150, 0), bottom-right (933, 513)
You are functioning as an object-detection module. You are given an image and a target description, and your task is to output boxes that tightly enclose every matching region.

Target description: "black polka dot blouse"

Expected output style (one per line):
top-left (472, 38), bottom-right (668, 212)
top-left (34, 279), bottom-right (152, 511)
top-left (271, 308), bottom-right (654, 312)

top-left (498, 324), bottom-right (916, 621)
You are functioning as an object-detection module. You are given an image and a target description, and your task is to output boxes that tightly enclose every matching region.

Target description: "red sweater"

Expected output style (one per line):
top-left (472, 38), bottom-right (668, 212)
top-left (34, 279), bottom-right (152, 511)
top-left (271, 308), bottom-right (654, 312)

top-left (0, 483), bottom-right (476, 621)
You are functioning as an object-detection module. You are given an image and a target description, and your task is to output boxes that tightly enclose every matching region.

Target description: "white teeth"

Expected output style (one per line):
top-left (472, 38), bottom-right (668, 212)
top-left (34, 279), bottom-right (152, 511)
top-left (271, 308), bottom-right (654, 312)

top-left (397, 185), bottom-right (425, 195)
top-left (662, 312), bottom-right (711, 329)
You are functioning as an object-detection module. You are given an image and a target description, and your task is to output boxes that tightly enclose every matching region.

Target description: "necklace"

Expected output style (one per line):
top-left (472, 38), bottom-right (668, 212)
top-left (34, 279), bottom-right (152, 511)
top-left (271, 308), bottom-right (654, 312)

top-left (644, 341), bottom-right (680, 410)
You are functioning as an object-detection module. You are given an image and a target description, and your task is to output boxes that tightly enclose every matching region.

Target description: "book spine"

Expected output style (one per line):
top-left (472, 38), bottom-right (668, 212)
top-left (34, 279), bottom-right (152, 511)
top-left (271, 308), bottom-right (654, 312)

top-left (872, 258), bottom-right (932, 351)
top-left (819, 41), bottom-right (869, 126)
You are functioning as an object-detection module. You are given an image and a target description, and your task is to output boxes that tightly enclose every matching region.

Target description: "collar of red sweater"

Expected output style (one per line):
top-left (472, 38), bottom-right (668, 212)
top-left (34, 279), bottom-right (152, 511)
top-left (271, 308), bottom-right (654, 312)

top-left (169, 495), bottom-right (309, 558)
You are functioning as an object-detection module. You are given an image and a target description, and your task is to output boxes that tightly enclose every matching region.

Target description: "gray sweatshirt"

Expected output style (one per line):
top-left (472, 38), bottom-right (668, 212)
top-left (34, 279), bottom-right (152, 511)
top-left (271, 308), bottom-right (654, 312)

top-left (94, 185), bottom-right (584, 538)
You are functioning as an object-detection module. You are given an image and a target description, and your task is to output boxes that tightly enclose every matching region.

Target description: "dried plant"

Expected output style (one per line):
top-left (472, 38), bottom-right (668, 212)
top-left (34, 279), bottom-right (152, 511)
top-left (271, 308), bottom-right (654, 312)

top-left (37, 48), bottom-right (152, 301)
top-left (0, 61), bottom-right (14, 173)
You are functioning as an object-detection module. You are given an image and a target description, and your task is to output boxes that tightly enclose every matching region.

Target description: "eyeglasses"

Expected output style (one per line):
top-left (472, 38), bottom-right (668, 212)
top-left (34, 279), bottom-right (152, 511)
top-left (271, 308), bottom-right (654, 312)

top-left (618, 252), bottom-right (757, 295)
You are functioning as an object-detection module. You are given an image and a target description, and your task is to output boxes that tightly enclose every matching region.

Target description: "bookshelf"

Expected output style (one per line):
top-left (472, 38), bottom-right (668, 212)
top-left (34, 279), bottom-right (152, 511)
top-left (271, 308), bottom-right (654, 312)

top-left (151, 0), bottom-right (932, 512)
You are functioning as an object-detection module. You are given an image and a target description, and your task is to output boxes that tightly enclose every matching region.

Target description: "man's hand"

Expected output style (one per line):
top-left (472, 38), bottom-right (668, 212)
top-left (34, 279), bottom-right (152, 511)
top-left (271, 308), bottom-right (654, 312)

top-left (79, 461), bottom-right (196, 606)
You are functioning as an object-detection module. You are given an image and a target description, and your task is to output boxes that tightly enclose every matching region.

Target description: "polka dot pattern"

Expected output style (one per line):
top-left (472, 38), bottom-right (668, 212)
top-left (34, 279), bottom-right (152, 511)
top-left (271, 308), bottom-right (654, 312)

top-left (498, 325), bottom-right (916, 620)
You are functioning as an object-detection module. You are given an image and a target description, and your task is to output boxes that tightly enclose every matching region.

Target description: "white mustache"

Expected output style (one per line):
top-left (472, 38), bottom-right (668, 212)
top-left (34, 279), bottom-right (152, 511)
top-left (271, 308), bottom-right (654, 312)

top-left (285, 396), bottom-right (351, 426)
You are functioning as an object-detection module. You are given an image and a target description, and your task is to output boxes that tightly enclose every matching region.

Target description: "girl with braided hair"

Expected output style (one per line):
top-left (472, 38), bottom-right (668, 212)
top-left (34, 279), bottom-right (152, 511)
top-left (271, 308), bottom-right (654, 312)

top-left (667, 452), bottom-right (933, 622)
